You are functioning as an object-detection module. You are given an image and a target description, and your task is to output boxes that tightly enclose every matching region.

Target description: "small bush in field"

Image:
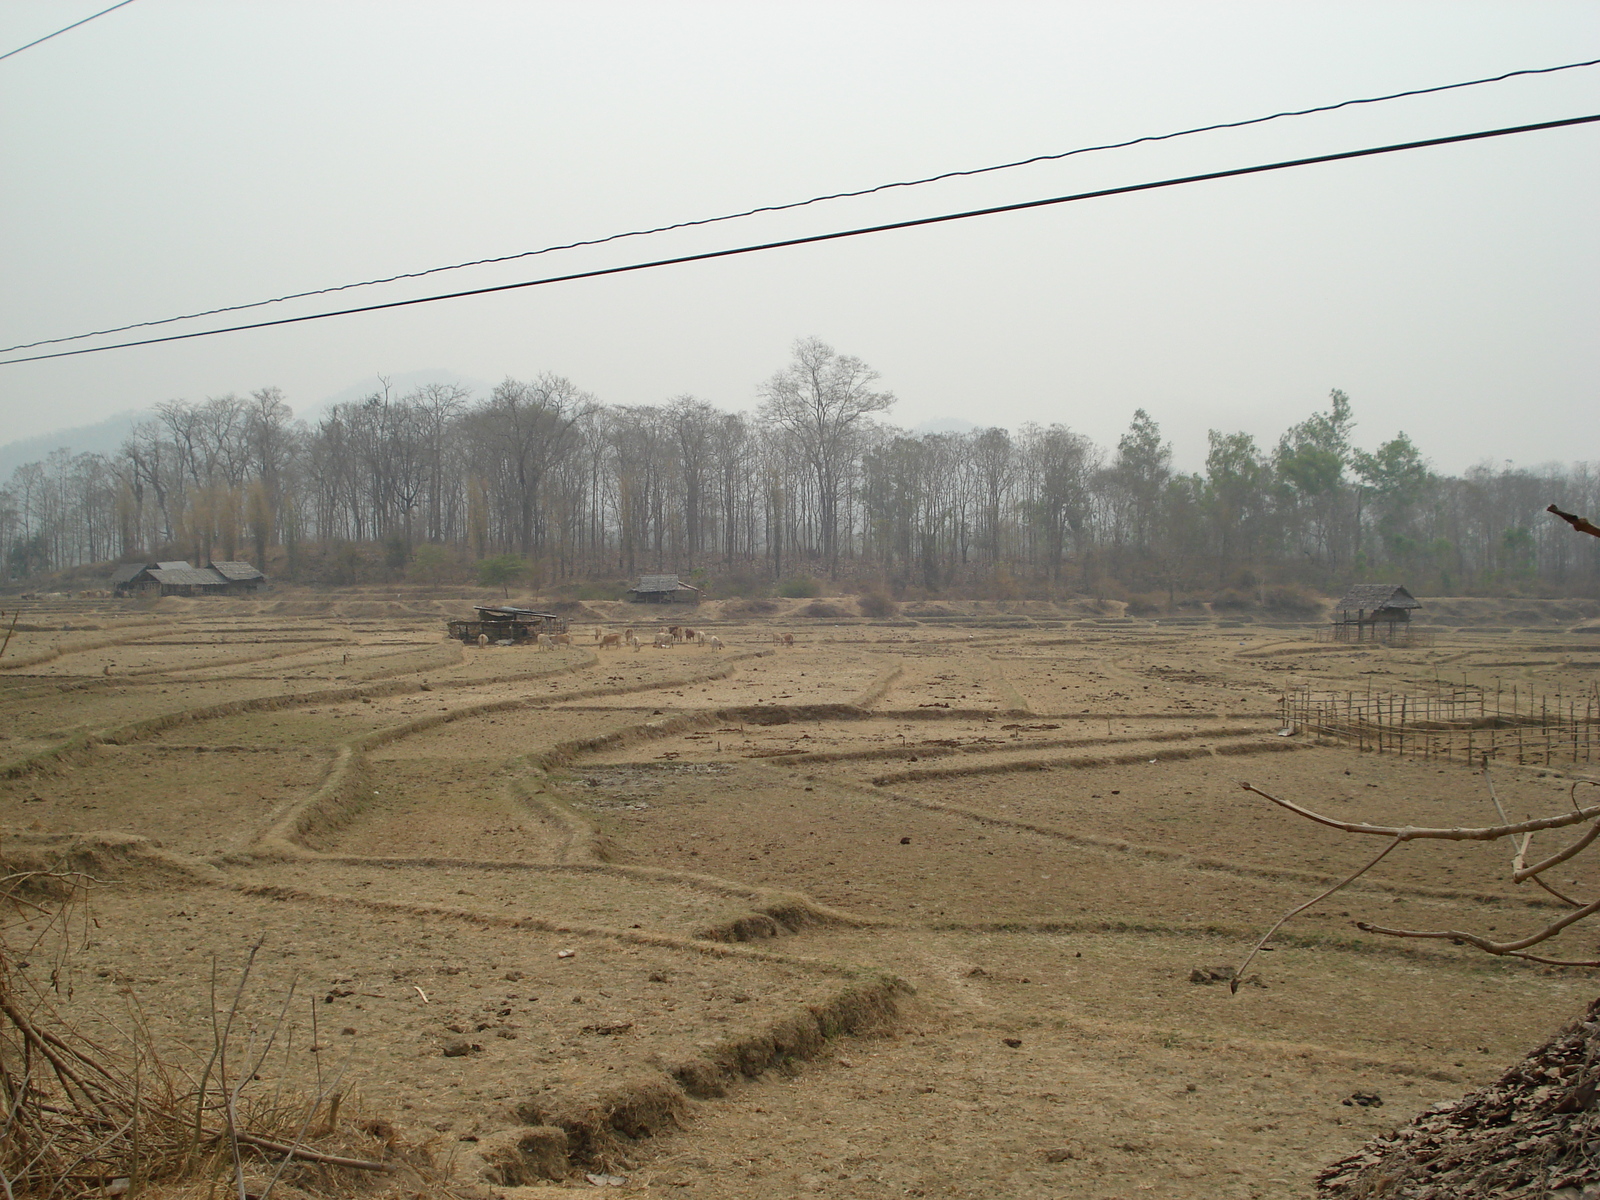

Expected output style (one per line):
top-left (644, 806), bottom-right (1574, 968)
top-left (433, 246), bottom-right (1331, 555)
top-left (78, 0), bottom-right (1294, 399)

top-left (777, 577), bottom-right (822, 599)
top-left (1211, 589), bottom-right (1255, 611)
top-left (801, 600), bottom-right (849, 618)
top-left (858, 591), bottom-right (899, 618)
top-left (1123, 592), bottom-right (1164, 616)
top-left (1261, 584), bottom-right (1325, 616)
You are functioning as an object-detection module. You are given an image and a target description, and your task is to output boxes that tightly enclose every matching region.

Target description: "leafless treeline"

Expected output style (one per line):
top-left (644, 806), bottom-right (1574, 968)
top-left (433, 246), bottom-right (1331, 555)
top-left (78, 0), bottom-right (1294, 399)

top-left (3, 339), bottom-right (1598, 597)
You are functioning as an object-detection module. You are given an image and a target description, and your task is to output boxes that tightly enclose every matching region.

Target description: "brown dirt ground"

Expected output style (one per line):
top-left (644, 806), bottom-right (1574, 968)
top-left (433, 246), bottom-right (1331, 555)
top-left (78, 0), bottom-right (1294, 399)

top-left (1, 588), bottom-right (1598, 1198)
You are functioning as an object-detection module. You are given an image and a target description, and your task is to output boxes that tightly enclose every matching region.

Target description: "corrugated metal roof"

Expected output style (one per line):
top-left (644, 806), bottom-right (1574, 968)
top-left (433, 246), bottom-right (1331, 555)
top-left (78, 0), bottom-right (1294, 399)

top-left (633, 574), bottom-right (682, 592)
top-left (1333, 584), bottom-right (1419, 611)
top-left (150, 567), bottom-right (228, 586)
top-left (209, 561), bottom-right (264, 581)
top-left (109, 563), bottom-right (147, 584)
top-left (156, 560), bottom-right (192, 571)
top-left (473, 605), bottom-right (558, 619)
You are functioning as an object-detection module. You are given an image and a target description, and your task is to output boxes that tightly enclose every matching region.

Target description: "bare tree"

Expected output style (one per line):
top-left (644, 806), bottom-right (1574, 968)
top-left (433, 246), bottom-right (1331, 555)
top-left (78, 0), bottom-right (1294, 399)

top-left (759, 337), bottom-right (894, 578)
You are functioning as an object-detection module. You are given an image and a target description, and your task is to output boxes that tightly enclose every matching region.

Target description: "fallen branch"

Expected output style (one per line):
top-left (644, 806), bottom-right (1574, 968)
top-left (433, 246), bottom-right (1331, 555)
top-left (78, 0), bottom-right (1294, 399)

top-left (231, 1131), bottom-right (393, 1173)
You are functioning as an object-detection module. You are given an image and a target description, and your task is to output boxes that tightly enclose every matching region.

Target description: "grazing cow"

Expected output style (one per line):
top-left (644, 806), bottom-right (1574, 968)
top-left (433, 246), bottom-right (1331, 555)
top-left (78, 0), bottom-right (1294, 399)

top-left (599, 633), bottom-right (622, 649)
top-left (782, 632), bottom-right (795, 646)
top-left (706, 635), bottom-right (724, 650)
top-left (681, 627), bottom-right (697, 642)
top-left (550, 632), bottom-right (572, 647)
top-left (534, 633), bottom-right (554, 652)
top-left (476, 633), bottom-right (489, 648)
top-left (668, 625), bottom-right (682, 640)
top-left (653, 632), bottom-right (674, 648)
top-left (625, 630), bottom-right (641, 650)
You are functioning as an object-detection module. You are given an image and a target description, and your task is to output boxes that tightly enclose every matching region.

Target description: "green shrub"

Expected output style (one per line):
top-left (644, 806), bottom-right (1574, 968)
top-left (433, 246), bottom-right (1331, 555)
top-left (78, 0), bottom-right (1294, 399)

top-left (476, 554), bottom-right (528, 597)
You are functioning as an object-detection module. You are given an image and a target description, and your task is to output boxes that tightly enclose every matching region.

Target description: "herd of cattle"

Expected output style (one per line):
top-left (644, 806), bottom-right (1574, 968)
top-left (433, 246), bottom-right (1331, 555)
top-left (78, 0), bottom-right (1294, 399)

top-left (473, 624), bottom-right (796, 652)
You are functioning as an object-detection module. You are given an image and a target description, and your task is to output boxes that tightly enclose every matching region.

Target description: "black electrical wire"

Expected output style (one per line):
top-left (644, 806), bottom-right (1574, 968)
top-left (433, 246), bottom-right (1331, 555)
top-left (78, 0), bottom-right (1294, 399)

top-left (4, 55), bottom-right (1597, 355)
top-left (2, 111), bottom-right (1595, 369)
top-left (0, 0), bottom-right (138, 64)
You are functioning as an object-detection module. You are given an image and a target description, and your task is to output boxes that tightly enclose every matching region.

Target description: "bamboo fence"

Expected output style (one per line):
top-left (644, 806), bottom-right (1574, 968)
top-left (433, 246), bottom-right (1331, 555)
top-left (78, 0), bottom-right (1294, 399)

top-left (1282, 677), bottom-right (1600, 767)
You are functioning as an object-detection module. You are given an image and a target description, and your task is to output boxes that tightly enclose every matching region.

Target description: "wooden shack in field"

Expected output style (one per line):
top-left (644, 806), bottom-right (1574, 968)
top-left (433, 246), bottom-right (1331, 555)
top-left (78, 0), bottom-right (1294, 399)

top-left (626, 574), bottom-right (700, 604)
top-left (111, 559), bottom-right (266, 597)
top-left (1331, 584), bottom-right (1420, 642)
top-left (446, 605), bottom-right (568, 645)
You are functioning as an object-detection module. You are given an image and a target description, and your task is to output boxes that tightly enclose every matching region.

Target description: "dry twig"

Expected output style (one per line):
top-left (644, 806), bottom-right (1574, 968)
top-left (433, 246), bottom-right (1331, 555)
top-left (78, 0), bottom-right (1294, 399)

top-left (1235, 776), bottom-right (1600, 982)
top-left (0, 876), bottom-right (407, 1196)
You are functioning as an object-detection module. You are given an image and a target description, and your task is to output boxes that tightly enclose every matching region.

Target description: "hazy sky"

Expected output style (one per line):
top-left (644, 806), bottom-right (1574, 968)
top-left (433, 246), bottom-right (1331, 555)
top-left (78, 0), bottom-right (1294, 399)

top-left (2, 1), bottom-right (1596, 473)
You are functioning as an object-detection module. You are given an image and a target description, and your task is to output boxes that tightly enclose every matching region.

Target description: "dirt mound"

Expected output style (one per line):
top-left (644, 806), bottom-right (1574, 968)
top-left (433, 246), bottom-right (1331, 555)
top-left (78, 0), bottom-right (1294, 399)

top-left (1420, 597), bottom-right (1600, 628)
top-left (721, 598), bottom-right (780, 617)
top-left (1320, 994), bottom-right (1600, 1198)
top-left (0, 829), bottom-right (221, 888)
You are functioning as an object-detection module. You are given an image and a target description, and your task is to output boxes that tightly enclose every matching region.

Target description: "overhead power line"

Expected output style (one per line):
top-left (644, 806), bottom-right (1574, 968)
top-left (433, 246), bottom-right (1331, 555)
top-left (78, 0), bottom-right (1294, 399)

top-left (4, 54), bottom-right (1597, 355)
top-left (2, 111), bottom-right (1595, 369)
top-left (0, 0), bottom-right (138, 64)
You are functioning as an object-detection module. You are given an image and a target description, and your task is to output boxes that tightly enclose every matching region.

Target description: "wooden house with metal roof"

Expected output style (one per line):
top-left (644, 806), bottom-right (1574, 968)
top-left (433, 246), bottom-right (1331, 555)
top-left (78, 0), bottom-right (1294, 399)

top-left (625, 574), bottom-right (701, 604)
top-left (110, 559), bottom-right (266, 597)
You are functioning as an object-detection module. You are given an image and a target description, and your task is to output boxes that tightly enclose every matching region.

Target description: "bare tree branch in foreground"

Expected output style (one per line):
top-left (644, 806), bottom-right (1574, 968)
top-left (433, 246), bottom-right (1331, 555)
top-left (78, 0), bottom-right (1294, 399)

top-left (1547, 504), bottom-right (1600, 539)
top-left (1231, 775), bottom-right (1600, 992)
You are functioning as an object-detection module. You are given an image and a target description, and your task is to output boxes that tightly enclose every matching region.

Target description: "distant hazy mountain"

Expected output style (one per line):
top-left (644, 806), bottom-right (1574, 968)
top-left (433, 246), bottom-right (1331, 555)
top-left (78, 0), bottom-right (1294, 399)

top-left (910, 417), bottom-right (979, 436)
top-left (0, 370), bottom-right (490, 479)
top-left (0, 410), bottom-right (146, 479)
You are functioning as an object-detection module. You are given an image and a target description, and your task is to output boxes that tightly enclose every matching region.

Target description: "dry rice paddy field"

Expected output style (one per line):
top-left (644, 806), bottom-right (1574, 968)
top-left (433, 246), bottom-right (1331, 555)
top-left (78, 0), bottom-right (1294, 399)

top-left (2, 588), bottom-right (1600, 1198)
